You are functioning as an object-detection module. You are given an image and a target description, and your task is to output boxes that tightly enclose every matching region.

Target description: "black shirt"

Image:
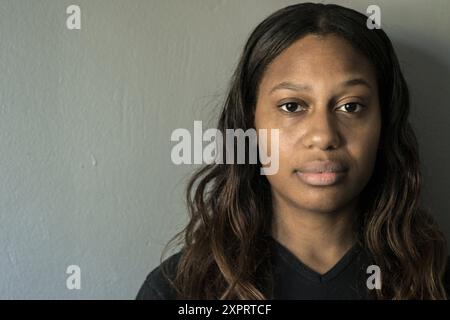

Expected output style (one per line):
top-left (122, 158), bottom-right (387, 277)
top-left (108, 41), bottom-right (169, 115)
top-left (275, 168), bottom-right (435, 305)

top-left (269, 238), bottom-right (372, 299)
top-left (136, 237), bottom-right (450, 299)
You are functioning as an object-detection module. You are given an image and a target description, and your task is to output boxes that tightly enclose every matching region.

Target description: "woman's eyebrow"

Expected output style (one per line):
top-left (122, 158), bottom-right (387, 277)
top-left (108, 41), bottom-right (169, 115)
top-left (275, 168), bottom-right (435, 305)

top-left (269, 77), bottom-right (372, 95)
top-left (342, 78), bottom-right (372, 90)
top-left (269, 81), bottom-right (311, 95)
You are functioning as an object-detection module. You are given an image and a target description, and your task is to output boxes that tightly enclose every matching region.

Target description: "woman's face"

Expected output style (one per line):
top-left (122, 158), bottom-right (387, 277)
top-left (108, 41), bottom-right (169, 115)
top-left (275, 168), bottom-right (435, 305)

top-left (254, 34), bottom-right (381, 214)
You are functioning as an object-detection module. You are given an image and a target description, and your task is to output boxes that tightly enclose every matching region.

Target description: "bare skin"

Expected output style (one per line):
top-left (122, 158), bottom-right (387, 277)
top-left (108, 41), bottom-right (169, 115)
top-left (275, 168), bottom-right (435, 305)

top-left (254, 34), bottom-right (381, 275)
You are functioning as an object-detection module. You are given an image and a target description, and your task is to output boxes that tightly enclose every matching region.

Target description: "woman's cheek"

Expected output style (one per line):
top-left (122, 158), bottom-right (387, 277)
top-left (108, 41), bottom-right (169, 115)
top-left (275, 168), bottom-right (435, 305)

top-left (277, 131), bottom-right (298, 173)
top-left (348, 129), bottom-right (380, 183)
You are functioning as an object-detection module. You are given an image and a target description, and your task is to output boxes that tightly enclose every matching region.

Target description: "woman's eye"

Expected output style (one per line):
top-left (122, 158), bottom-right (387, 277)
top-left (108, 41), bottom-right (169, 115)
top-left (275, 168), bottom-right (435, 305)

top-left (278, 101), bottom-right (365, 114)
top-left (279, 102), bottom-right (304, 113)
top-left (337, 102), bottom-right (365, 113)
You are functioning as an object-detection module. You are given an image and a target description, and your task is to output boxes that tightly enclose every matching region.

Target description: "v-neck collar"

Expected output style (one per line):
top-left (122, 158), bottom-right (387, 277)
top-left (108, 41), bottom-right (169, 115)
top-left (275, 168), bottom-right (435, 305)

top-left (269, 236), bottom-right (361, 284)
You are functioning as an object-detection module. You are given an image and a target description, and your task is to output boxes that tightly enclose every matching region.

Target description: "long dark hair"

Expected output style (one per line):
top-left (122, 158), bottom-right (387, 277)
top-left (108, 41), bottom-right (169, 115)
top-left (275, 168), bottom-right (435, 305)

top-left (161, 2), bottom-right (448, 299)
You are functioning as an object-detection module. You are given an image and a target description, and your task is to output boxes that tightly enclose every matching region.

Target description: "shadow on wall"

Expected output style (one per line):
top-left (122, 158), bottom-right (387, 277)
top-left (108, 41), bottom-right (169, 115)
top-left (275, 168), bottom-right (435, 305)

top-left (394, 39), bottom-right (450, 247)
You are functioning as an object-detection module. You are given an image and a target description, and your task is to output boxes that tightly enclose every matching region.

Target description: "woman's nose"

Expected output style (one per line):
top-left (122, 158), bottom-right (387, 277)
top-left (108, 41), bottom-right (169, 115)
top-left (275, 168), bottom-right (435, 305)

top-left (300, 109), bottom-right (341, 151)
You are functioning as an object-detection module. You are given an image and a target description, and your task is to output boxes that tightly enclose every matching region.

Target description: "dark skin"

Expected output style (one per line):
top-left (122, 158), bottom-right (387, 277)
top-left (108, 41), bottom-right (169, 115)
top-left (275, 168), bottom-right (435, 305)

top-left (254, 34), bottom-right (381, 274)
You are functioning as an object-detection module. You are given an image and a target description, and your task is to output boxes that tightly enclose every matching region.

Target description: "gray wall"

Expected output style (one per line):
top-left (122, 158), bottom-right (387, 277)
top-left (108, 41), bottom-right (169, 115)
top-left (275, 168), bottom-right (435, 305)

top-left (0, 0), bottom-right (449, 299)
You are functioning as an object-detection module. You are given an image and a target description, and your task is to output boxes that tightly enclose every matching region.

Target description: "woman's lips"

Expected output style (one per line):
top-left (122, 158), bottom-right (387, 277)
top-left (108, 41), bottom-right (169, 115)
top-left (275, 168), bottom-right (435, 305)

top-left (295, 171), bottom-right (347, 186)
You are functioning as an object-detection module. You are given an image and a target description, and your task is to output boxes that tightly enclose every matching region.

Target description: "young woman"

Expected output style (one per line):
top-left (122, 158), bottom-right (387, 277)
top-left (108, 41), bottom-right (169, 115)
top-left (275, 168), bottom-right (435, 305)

top-left (137, 2), bottom-right (450, 299)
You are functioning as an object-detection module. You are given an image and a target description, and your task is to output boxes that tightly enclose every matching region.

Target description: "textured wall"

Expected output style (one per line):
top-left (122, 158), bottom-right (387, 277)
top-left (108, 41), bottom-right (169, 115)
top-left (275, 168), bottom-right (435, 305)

top-left (0, 0), bottom-right (449, 299)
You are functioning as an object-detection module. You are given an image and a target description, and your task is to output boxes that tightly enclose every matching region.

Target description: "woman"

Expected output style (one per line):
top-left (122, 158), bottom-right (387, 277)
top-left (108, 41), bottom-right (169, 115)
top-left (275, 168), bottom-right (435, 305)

top-left (137, 2), bottom-right (450, 299)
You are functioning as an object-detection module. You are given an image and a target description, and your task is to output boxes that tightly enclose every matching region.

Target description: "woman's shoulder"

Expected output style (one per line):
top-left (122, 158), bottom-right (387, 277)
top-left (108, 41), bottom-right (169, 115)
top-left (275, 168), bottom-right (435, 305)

top-left (135, 251), bottom-right (183, 300)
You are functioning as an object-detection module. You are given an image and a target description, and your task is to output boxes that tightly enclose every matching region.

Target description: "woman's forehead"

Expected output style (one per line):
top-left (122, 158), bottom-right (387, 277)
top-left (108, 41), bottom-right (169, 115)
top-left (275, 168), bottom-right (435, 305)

top-left (260, 34), bottom-right (377, 93)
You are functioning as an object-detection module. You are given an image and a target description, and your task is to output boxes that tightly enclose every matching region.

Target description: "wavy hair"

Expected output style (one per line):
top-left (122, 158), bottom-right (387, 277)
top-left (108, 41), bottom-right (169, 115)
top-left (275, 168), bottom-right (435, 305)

top-left (160, 2), bottom-right (448, 299)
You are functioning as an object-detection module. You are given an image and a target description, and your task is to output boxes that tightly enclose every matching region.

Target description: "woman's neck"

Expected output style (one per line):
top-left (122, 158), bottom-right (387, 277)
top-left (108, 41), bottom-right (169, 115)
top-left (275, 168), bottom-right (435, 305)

top-left (270, 197), bottom-right (359, 275)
